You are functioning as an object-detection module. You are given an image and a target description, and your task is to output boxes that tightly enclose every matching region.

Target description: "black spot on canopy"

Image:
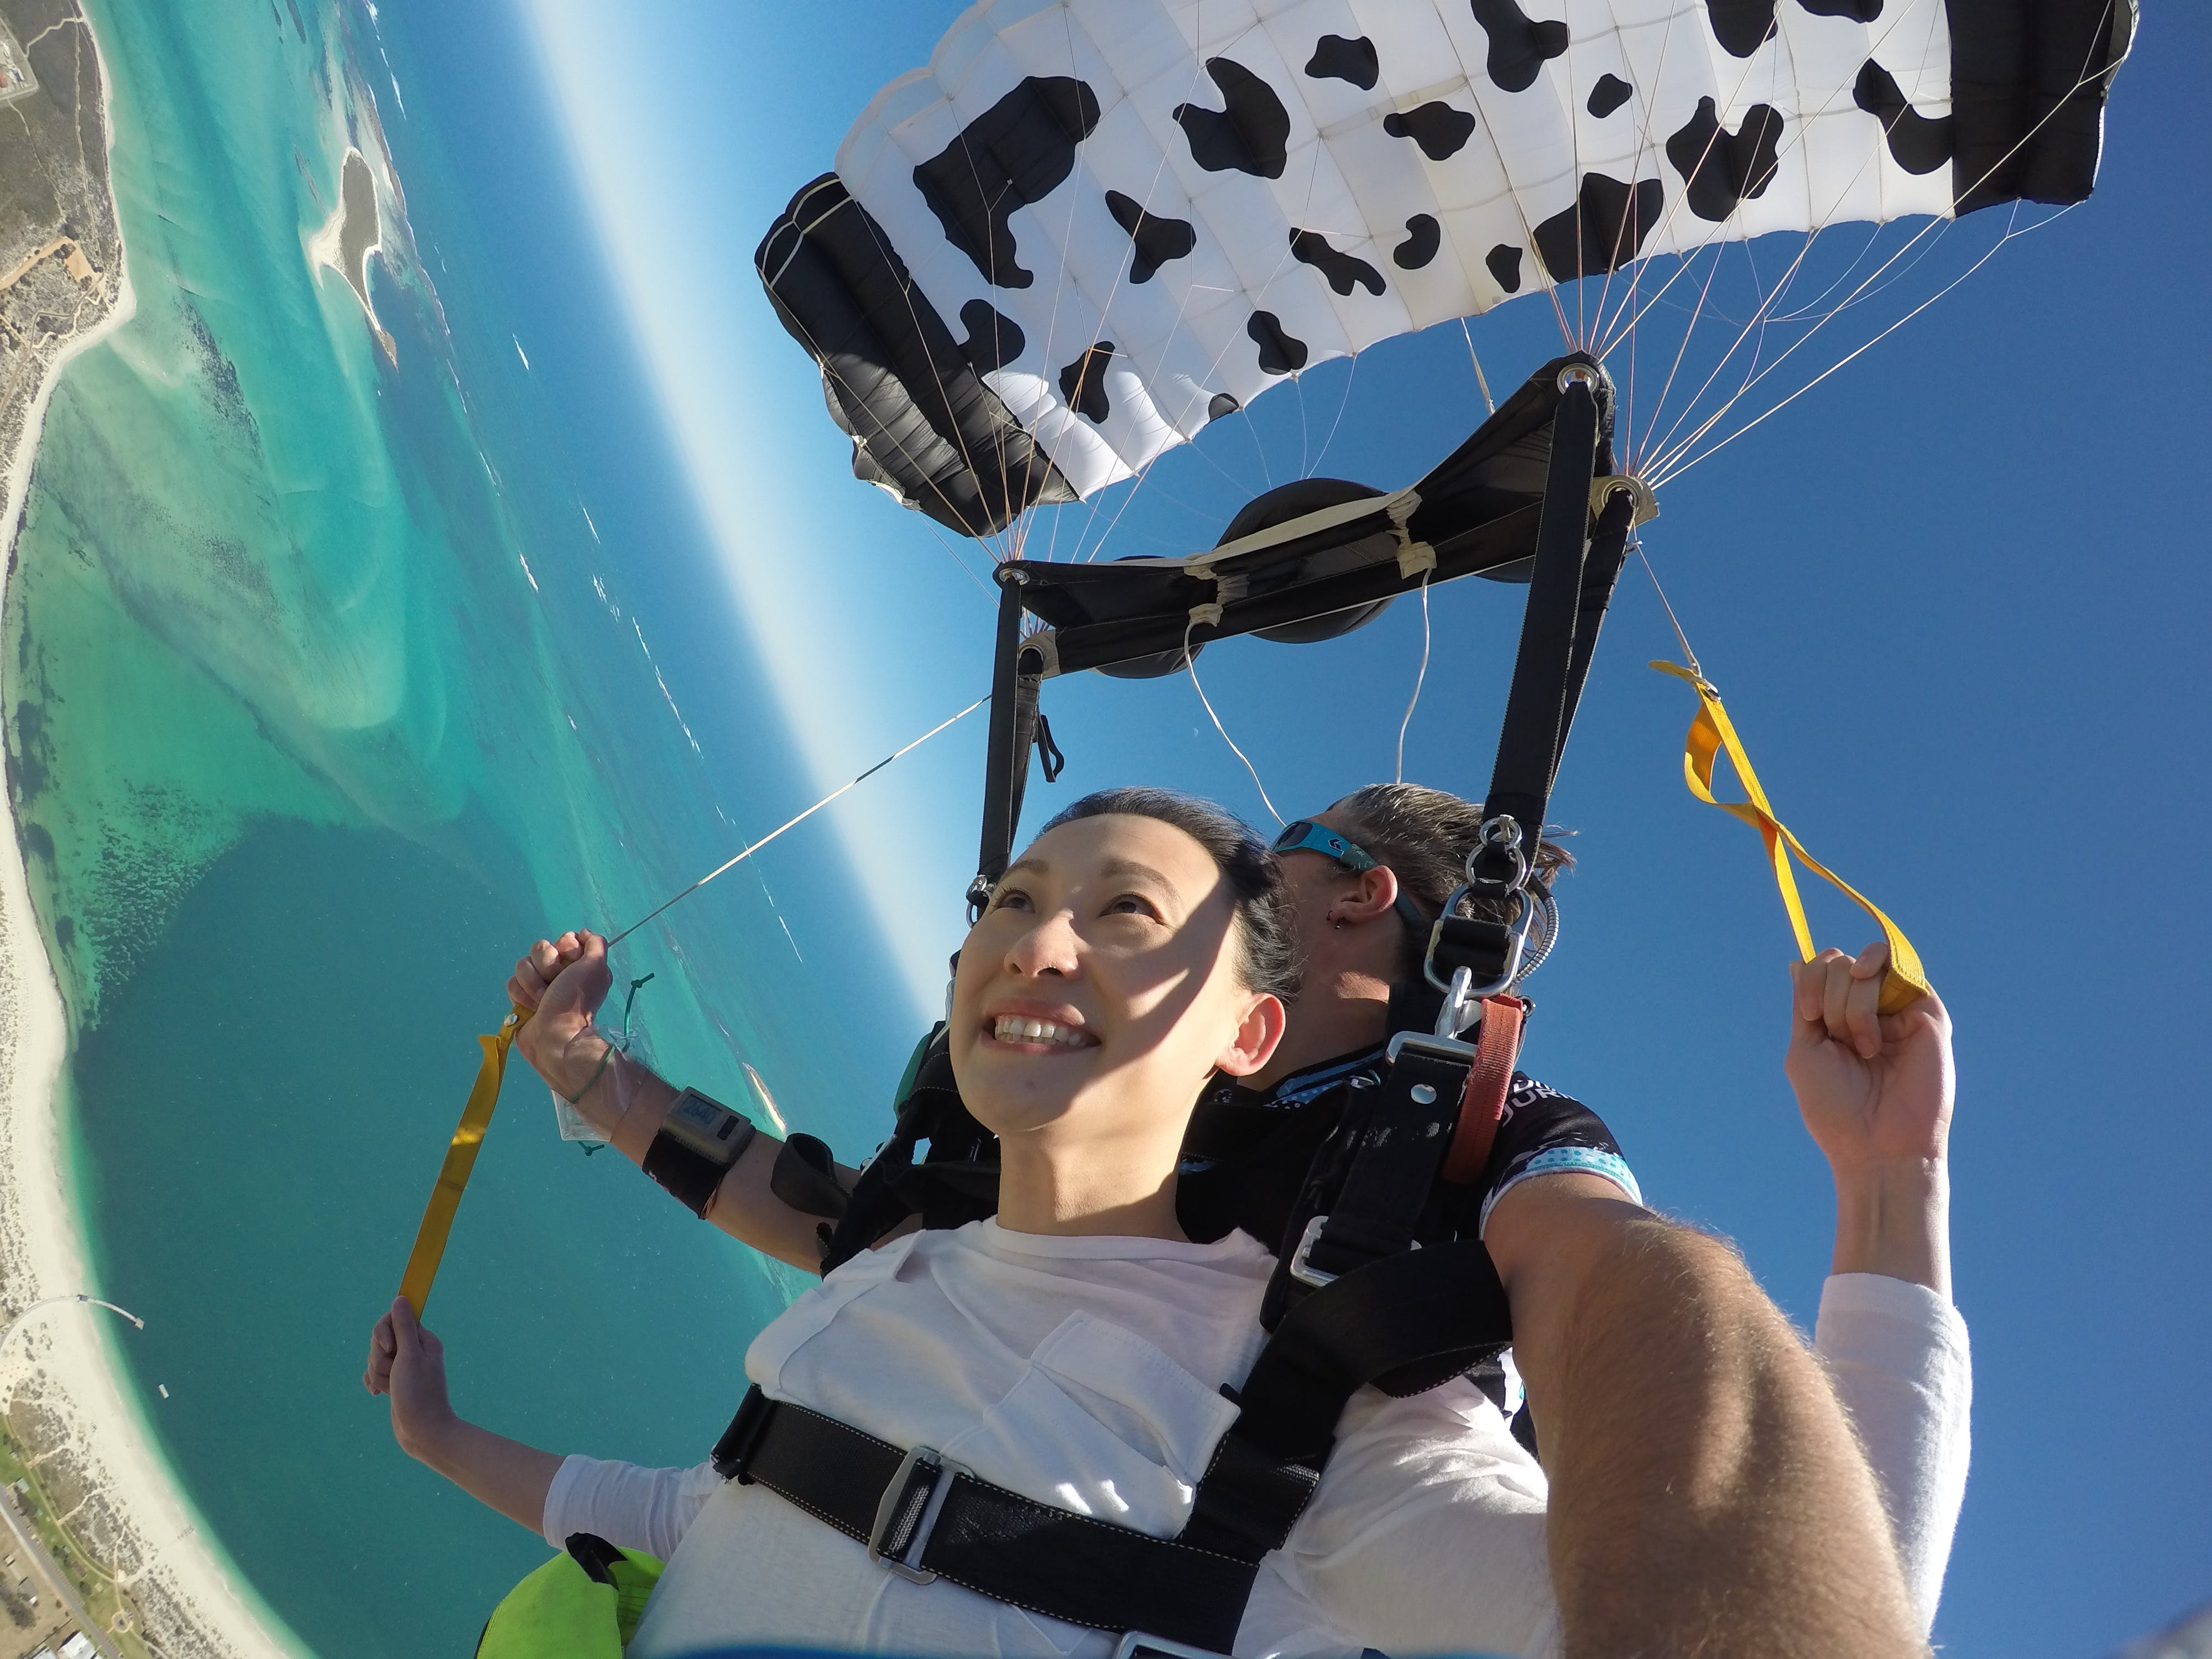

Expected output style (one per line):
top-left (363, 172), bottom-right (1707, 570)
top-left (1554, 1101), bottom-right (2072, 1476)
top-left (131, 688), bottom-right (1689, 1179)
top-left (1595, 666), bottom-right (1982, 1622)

top-left (1248, 311), bottom-right (1308, 375)
top-left (1485, 243), bottom-right (1524, 293)
top-left (1383, 102), bottom-right (1478, 161)
top-left (1533, 173), bottom-right (1666, 280)
top-left (1705, 0), bottom-right (1778, 57)
top-left (1394, 214), bottom-right (1442, 269)
top-left (1854, 60), bottom-right (1952, 175)
top-left (1104, 190), bottom-right (1197, 283)
top-left (1305, 34), bottom-right (1379, 88)
top-left (1290, 229), bottom-right (1386, 297)
top-left (957, 300), bottom-right (1025, 372)
top-left (915, 76), bottom-right (1100, 288)
top-left (1207, 392), bottom-right (1241, 421)
top-left (1468, 0), bottom-right (1569, 94)
top-left (1059, 342), bottom-right (1117, 423)
top-left (1587, 74), bottom-right (1634, 119)
top-left (1798, 0), bottom-right (1881, 18)
top-left (1665, 98), bottom-right (1785, 221)
top-left (1175, 59), bottom-right (1291, 179)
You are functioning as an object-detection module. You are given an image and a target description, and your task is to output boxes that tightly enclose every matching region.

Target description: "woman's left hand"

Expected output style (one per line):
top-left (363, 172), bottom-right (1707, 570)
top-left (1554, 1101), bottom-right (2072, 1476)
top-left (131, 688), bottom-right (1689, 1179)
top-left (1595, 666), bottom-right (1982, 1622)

top-left (1784, 942), bottom-right (1953, 1176)
top-left (364, 1296), bottom-right (458, 1463)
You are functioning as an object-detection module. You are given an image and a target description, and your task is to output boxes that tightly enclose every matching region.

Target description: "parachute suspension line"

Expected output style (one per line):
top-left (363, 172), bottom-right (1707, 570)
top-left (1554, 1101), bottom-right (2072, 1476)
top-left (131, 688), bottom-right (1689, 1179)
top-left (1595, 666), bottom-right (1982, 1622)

top-left (1395, 571), bottom-right (1433, 785)
top-left (1647, 207), bottom-right (2043, 488)
top-left (1183, 614), bottom-right (1285, 827)
top-left (1460, 320), bottom-right (1494, 415)
top-left (1641, 20), bottom-right (2126, 482)
top-left (1637, 30), bottom-right (2119, 484)
top-left (604, 694), bottom-right (989, 950)
top-left (1585, 0), bottom-right (1694, 352)
top-left (1636, 540), bottom-right (1703, 684)
top-left (1311, 352), bottom-right (1360, 477)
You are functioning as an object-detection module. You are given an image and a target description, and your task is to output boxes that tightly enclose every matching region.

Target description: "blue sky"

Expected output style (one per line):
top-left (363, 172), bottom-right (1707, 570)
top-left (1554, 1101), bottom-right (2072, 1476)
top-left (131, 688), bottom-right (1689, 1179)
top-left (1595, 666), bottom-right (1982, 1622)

top-left (510, 4), bottom-right (2206, 1651)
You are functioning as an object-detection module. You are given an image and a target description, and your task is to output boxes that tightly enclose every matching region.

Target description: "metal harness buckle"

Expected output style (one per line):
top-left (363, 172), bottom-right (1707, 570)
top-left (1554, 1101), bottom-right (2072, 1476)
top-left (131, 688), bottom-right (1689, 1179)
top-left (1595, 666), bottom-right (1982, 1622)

top-left (1112, 1633), bottom-right (1233, 1659)
top-left (868, 1444), bottom-right (971, 1584)
top-left (1287, 1213), bottom-right (1337, 1290)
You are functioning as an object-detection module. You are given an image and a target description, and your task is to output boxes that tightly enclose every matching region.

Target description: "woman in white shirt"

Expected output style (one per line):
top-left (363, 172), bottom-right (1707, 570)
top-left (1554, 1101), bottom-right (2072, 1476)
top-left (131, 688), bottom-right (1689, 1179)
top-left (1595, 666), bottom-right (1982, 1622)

top-left (368, 789), bottom-right (1954, 1657)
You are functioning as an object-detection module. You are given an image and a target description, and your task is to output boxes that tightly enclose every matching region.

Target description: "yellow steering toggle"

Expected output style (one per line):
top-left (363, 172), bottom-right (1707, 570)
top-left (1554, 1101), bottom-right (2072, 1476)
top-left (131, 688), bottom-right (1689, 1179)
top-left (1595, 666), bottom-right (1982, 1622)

top-left (1654, 662), bottom-right (1932, 1016)
top-left (398, 1005), bottom-right (534, 1317)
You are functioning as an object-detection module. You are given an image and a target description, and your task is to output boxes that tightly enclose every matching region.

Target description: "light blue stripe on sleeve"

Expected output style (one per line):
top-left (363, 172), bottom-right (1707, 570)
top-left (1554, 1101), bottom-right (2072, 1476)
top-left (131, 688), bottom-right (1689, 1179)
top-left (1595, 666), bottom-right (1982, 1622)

top-left (1479, 1147), bottom-right (1644, 1235)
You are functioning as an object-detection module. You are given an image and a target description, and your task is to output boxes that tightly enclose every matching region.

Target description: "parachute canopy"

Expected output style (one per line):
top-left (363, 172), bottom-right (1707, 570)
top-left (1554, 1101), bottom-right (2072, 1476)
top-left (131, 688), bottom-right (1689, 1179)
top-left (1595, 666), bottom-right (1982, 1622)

top-left (758, 0), bottom-right (2132, 538)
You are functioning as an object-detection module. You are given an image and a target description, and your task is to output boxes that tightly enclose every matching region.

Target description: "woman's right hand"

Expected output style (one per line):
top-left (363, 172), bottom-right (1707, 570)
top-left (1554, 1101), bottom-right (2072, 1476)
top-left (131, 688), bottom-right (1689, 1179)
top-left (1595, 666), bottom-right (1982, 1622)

top-left (508, 931), bottom-right (613, 1088)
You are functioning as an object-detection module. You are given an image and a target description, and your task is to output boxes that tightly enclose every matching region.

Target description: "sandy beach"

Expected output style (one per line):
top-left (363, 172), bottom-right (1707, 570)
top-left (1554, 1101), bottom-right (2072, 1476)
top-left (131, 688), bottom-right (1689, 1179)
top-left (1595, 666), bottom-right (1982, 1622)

top-left (0, 7), bottom-right (311, 1655)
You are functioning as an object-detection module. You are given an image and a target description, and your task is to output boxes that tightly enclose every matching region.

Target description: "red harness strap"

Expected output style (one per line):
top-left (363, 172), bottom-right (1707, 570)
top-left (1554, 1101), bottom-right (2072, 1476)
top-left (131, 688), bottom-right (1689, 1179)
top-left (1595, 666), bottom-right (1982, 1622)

top-left (1441, 995), bottom-right (1527, 1186)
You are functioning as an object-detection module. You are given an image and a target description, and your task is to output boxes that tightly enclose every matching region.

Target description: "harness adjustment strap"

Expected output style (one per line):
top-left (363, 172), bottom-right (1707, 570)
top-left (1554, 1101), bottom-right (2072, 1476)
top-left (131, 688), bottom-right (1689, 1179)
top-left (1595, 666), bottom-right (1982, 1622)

top-left (710, 1387), bottom-right (1258, 1652)
top-left (1442, 997), bottom-right (1527, 1186)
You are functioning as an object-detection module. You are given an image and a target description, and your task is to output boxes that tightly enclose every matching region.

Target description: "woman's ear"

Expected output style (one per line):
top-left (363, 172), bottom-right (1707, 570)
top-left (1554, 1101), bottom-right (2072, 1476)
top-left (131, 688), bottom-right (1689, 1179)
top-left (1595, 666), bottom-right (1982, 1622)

top-left (1215, 993), bottom-right (1287, 1079)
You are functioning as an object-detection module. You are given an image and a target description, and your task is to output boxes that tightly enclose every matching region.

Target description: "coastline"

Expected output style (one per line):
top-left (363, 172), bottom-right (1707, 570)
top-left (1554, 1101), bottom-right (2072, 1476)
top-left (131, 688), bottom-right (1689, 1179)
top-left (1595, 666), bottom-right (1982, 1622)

top-left (0, 7), bottom-right (308, 1657)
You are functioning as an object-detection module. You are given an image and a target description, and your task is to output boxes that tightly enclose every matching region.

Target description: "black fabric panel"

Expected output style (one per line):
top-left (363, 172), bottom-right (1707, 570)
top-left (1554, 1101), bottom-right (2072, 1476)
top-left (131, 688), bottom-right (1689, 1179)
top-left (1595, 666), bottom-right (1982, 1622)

top-left (1289, 229), bottom-right (1386, 296)
top-left (1533, 173), bottom-right (1666, 280)
top-left (1305, 34), bottom-right (1379, 88)
top-left (1393, 213), bottom-right (1442, 268)
top-left (1382, 101), bottom-right (1478, 160)
top-left (1175, 58), bottom-right (1292, 178)
top-left (1105, 190), bottom-right (1197, 283)
top-left (1468, 0), bottom-right (1569, 93)
top-left (756, 175), bottom-right (1076, 538)
top-left (914, 76), bottom-right (1102, 288)
top-left (1947, 0), bottom-right (2134, 212)
top-left (1666, 98), bottom-right (1785, 220)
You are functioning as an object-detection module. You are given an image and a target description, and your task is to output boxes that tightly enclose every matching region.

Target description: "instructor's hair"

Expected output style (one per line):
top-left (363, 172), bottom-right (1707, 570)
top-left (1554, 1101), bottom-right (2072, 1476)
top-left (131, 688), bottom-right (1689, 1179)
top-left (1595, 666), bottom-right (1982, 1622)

top-left (1328, 783), bottom-right (1575, 982)
top-left (1037, 787), bottom-right (1301, 1003)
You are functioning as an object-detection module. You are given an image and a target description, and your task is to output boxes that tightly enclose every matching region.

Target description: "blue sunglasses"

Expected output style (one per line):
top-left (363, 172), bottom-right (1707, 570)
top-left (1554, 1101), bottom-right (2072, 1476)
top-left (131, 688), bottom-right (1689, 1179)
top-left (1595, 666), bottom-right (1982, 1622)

top-left (1270, 820), bottom-right (1432, 936)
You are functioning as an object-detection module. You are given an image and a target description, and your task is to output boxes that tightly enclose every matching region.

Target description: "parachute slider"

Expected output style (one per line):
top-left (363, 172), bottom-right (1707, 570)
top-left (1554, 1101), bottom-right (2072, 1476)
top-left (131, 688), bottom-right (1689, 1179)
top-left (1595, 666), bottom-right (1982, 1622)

top-left (1015, 354), bottom-right (1630, 681)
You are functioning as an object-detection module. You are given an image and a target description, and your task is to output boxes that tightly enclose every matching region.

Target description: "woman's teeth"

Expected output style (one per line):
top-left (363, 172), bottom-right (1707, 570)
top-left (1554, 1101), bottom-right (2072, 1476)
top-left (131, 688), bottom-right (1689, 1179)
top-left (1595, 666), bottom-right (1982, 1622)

top-left (992, 1015), bottom-right (1092, 1048)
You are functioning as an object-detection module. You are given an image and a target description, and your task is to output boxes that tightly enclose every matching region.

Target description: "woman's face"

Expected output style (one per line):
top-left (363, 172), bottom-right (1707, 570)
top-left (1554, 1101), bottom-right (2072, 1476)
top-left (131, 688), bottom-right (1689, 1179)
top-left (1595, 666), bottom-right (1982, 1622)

top-left (949, 813), bottom-right (1285, 1155)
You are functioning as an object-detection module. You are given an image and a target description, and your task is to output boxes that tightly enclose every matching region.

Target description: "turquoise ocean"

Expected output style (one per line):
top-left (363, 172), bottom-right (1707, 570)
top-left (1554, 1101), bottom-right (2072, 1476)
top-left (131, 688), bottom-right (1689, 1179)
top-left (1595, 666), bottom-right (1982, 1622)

top-left (7, 1), bottom-right (914, 1651)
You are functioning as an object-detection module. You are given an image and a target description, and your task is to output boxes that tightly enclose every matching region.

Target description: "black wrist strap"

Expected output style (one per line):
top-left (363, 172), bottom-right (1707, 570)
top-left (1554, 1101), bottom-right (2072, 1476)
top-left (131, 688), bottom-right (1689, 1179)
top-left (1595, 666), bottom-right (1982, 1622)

top-left (645, 1088), bottom-right (758, 1218)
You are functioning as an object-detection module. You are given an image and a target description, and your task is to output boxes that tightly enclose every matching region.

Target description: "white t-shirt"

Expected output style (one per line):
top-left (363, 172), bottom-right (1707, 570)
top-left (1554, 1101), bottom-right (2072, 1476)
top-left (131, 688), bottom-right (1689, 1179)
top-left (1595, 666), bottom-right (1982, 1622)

top-left (547, 1223), bottom-right (1969, 1658)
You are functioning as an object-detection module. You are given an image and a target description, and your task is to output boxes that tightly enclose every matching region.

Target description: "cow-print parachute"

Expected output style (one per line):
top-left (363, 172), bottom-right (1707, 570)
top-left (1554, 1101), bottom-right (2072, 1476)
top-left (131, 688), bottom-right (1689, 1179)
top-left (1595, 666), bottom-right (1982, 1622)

top-left (758, 0), bottom-right (2133, 535)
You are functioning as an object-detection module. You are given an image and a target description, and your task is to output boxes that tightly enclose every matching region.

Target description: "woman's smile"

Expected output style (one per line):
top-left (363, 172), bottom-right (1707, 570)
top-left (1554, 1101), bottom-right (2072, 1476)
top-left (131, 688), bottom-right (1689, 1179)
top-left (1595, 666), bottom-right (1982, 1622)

top-left (983, 998), bottom-right (1100, 1053)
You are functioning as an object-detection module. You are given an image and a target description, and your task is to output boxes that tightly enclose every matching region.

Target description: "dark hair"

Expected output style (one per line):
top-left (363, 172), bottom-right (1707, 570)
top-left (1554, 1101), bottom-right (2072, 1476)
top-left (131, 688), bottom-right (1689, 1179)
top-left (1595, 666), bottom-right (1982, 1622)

top-left (1034, 787), bottom-right (1301, 1003)
top-left (1328, 783), bottom-right (1575, 981)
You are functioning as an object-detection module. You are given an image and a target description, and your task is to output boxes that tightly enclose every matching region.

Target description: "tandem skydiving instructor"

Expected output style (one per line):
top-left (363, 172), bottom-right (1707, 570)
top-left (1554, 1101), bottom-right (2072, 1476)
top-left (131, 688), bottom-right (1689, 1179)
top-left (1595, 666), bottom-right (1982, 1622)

top-left (366, 781), bottom-right (1966, 1658)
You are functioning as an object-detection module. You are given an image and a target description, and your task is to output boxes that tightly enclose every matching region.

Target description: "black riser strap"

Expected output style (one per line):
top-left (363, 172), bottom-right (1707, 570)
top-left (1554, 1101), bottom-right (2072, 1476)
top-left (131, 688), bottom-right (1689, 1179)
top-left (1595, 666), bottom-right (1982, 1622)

top-left (725, 1389), bottom-right (1257, 1652)
top-left (1237, 1241), bottom-right (1512, 1467)
top-left (975, 575), bottom-right (1033, 891)
top-left (1481, 377), bottom-right (1603, 849)
top-left (1556, 492), bottom-right (1636, 745)
top-left (1181, 1241), bottom-right (1511, 1560)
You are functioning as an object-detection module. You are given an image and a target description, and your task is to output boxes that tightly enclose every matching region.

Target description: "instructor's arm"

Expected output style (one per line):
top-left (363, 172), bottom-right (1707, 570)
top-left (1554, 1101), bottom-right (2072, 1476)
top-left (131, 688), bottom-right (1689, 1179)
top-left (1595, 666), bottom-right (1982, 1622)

top-left (509, 931), bottom-right (834, 1270)
top-left (1485, 1188), bottom-right (1923, 1652)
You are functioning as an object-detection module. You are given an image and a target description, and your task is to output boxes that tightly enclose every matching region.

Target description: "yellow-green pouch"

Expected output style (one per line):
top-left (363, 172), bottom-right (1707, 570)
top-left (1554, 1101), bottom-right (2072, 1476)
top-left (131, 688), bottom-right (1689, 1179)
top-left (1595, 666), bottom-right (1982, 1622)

top-left (476, 1532), bottom-right (664, 1658)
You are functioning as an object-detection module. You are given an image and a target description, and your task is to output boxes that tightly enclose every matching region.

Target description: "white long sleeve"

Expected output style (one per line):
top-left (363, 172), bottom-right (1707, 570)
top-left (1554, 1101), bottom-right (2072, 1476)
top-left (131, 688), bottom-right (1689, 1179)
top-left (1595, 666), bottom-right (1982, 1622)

top-left (1814, 1273), bottom-right (1973, 1635)
top-left (540, 1455), bottom-right (721, 1562)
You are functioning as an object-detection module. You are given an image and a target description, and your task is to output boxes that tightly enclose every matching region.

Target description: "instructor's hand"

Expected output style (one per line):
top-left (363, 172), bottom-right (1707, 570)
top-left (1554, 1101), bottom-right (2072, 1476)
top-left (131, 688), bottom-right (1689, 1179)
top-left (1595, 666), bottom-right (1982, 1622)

top-left (1785, 941), bottom-right (1953, 1175)
top-left (508, 930), bottom-right (612, 1086)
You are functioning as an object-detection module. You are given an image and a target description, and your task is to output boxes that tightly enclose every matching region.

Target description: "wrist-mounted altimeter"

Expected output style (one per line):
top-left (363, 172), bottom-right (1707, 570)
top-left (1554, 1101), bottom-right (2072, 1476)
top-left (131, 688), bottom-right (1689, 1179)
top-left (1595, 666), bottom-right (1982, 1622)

top-left (644, 1088), bottom-right (759, 1219)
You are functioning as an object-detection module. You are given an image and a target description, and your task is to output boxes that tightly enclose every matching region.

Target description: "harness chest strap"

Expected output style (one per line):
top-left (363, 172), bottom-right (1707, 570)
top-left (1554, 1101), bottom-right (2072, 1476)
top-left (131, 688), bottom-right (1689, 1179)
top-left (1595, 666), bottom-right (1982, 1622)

top-left (706, 1240), bottom-right (1514, 1653)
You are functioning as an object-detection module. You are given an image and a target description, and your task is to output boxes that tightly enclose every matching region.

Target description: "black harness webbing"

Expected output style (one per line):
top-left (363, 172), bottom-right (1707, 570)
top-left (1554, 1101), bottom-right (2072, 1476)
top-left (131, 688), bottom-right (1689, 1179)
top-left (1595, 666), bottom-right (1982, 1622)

top-left (709, 1235), bottom-right (1511, 1652)
top-left (712, 1387), bottom-right (1260, 1653)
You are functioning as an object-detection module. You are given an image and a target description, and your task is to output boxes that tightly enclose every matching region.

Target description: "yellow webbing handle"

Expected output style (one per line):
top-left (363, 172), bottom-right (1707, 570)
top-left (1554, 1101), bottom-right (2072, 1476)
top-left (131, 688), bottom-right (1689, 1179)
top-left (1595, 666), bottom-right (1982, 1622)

top-left (399, 1006), bottom-right (533, 1316)
top-left (1653, 663), bottom-right (1932, 1015)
